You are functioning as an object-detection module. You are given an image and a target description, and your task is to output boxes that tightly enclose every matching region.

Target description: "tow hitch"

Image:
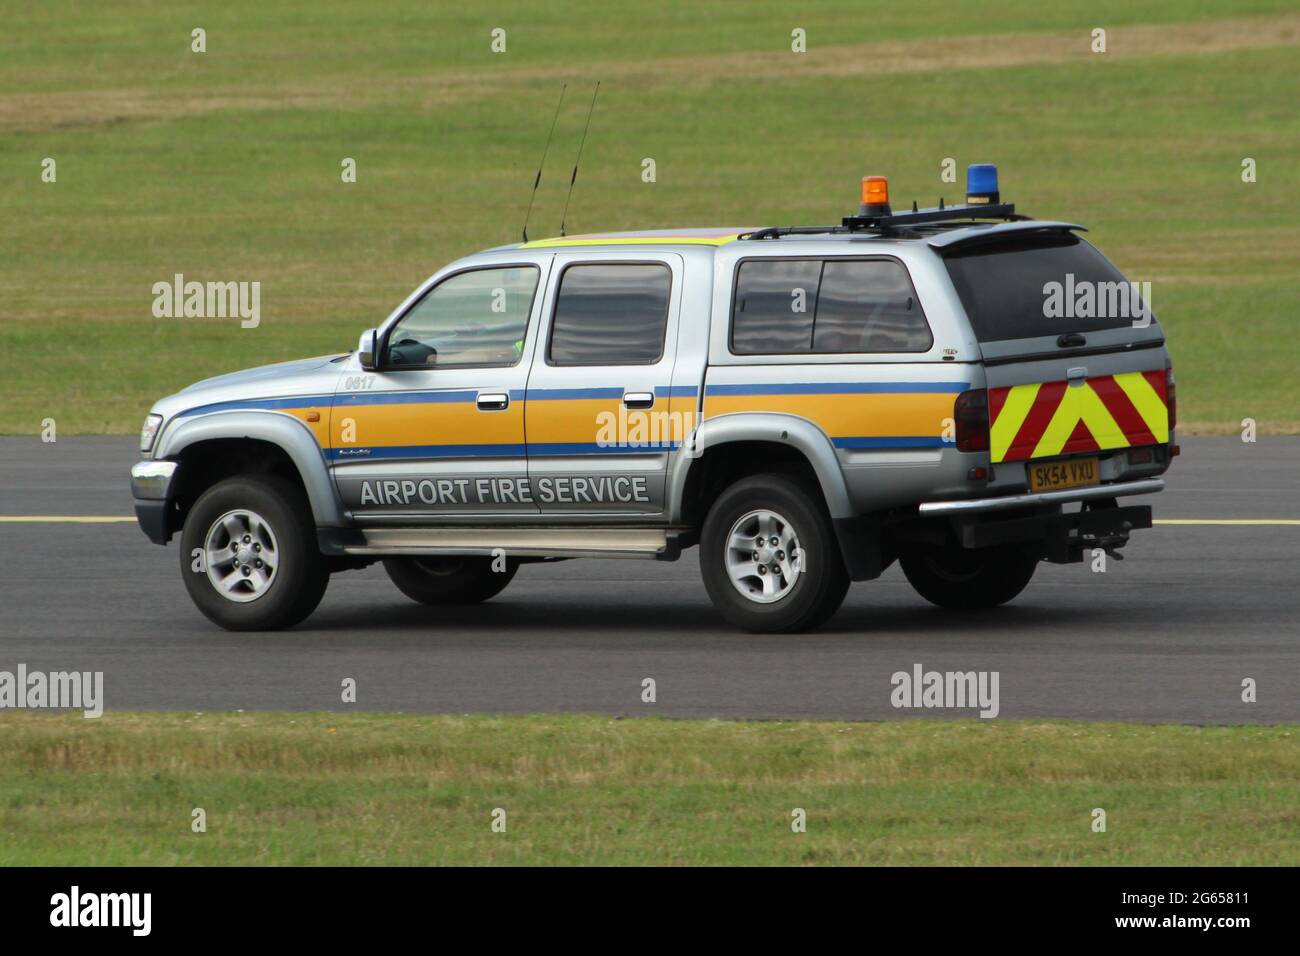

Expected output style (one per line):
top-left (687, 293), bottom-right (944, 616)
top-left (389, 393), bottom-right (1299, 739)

top-left (1080, 499), bottom-right (1131, 560)
top-left (948, 498), bottom-right (1153, 564)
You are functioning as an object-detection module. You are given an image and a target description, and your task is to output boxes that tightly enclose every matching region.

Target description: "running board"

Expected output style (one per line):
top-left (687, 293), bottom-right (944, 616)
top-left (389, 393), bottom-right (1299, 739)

top-left (320, 527), bottom-right (674, 560)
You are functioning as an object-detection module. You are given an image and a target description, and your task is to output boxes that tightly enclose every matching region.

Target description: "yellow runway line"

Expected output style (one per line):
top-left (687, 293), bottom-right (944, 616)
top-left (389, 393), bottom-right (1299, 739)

top-left (0, 516), bottom-right (136, 523)
top-left (1154, 519), bottom-right (1300, 526)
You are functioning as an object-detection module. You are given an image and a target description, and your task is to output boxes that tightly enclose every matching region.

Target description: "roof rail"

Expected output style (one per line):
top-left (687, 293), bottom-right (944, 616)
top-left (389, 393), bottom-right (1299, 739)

top-left (738, 202), bottom-right (1028, 241)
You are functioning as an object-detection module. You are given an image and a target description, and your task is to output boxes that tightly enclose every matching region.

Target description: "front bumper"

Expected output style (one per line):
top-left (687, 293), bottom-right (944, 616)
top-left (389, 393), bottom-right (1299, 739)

top-left (918, 478), bottom-right (1163, 516)
top-left (130, 460), bottom-right (178, 544)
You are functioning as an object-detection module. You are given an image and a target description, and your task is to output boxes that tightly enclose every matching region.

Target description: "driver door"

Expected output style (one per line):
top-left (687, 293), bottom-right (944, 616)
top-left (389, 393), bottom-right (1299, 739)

top-left (329, 258), bottom-right (551, 521)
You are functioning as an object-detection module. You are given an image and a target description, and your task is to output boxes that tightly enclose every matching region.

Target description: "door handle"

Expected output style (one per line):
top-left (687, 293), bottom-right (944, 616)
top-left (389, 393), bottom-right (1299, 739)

top-left (622, 391), bottom-right (655, 410)
top-left (476, 392), bottom-right (510, 411)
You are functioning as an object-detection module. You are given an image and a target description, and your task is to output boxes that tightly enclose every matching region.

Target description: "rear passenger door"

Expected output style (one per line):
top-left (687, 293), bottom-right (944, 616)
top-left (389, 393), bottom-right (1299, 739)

top-left (524, 252), bottom-right (683, 516)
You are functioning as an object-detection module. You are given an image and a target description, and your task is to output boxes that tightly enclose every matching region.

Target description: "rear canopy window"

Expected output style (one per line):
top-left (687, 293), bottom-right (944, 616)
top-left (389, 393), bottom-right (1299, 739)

top-left (731, 258), bottom-right (931, 354)
top-left (548, 263), bottom-right (671, 366)
top-left (943, 233), bottom-right (1156, 343)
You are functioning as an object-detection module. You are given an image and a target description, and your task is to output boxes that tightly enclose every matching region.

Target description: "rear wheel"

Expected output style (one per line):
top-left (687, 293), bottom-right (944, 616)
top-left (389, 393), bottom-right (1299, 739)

top-left (383, 556), bottom-right (518, 606)
top-left (700, 474), bottom-right (849, 633)
top-left (180, 476), bottom-right (329, 630)
top-left (900, 544), bottom-right (1038, 610)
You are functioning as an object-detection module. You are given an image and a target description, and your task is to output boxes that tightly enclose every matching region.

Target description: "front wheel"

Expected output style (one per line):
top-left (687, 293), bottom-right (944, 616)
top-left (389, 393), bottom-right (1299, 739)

top-left (179, 476), bottom-right (329, 630)
top-left (699, 473), bottom-right (849, 633)
top-left (382, 556), bottom-right (518, 606)
top-left (900, 544), bottom-right (1038, 610)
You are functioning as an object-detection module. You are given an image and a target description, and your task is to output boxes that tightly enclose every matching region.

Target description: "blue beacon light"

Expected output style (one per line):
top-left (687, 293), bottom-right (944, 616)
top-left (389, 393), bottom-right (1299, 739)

top-left (966, 164), bottom-right (999, 205)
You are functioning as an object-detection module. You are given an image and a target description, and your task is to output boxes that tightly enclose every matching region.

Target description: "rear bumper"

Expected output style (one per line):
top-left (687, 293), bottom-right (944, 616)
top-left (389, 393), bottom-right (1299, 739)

top-left (918, 478), bottom-right (1163, 516)
top-left (130, 460), bottom-right (178, 545)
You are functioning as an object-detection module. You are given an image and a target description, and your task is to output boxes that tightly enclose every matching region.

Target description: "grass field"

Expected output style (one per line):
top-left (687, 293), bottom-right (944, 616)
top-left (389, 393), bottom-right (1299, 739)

top-left (1, 712), bottom-right (1297, 865)
top-left (1, 2), bottom-right (1298, 434)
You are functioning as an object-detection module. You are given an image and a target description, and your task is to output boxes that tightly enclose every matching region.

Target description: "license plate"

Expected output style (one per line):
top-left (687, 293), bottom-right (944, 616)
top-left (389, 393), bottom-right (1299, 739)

top-left (1027, 456), bottom-right (1100, 492)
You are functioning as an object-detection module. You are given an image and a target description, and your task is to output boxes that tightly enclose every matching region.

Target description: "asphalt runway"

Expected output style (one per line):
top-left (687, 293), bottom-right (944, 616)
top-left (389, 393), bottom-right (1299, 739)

top-left (0, 436), bottom-right (1296, 723)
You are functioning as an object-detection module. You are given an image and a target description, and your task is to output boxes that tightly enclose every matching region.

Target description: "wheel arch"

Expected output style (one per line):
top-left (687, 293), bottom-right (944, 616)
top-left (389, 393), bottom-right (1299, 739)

top-left (156, 411), bottom-right (345, 532)
top-left (670, 413), bottom-right (852, 524)
top-left (669, 413), bottom-right (885, 581)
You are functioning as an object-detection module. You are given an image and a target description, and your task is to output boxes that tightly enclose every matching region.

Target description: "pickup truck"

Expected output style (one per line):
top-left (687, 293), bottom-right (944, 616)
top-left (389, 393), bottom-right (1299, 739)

top-left (131, 165), bottom-right (1174, 632)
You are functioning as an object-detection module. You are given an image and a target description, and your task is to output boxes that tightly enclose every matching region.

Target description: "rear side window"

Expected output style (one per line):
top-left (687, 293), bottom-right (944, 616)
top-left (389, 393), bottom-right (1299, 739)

top-left (731, 260), bottom-right (822, 353)
top-left (943, 234), bottom-right (1156, 342)
top-left (548, 263), bottom-right (672, 366)
top-left (731, 258), bottom-right (931, 354)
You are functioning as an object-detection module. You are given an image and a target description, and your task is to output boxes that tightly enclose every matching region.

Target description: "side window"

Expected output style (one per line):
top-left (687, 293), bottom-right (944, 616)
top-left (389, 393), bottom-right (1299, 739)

top-left (548, 263), bottom-right (672, 366)
top-left (731, 259), bottom-right (822, 354)
top-left (385, 266), bottom-right (539, 368)
top-left (813, 260), bottom-right (932, 352)
top-left (731, 258), bottom-right (932, 354)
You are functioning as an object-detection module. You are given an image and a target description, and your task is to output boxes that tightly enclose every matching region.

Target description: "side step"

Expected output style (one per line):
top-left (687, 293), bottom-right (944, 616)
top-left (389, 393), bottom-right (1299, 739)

top-left (320, 526), bottom-right (675, 560)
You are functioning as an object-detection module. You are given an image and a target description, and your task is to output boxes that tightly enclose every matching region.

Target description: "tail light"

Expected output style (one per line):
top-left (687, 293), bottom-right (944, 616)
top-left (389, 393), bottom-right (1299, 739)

top-left (954, 388), bottom-right (989, 452)
top-left (1166, 369), bottom-right (1177, 432)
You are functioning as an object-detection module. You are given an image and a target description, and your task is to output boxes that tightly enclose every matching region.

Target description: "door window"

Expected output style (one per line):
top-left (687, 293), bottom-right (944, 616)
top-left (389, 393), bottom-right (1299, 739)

top-left (547, 263), bottom-right (672, 366)
top-left (385, 266), bottom-right (539, 368)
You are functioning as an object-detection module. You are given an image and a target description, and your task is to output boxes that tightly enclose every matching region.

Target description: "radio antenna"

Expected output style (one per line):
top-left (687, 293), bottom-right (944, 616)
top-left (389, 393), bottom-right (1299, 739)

top-left (559, 82), bottom-right (600, 237)
top-left (522, 84), bottom-right (566, 243)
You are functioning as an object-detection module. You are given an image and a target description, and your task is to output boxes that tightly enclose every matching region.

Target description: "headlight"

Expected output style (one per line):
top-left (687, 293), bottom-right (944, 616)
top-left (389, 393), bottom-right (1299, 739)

top-left (140, 414), bottom-right (163, 453)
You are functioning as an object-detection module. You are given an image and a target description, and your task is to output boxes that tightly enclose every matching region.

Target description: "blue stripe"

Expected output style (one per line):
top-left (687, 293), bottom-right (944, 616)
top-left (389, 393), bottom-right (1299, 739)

top-left (179, 390), bottom-right (480, 418)
top-left (181, 385), bottom-right (695, 419)
top-left (832, 436), bottom-right (953, 450)
top-left (331, 437), bottom-right (936, 460)
top-left (175, 395), bottom-right (333, 417)
top-left (525, 387), bottom-right (627, 401)
top-left (706, 382), bottom-right (968, 396)
top-left (527, 441), bottom-right (680, 455)
top-left (326, 443), bottom-right (526, 461)
top-left (333, 389), bottom-right (481, 406)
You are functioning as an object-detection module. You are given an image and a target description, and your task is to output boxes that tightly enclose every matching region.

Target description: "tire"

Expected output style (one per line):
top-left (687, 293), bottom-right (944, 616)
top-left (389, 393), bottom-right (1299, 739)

top-left (699, 473), bottom-right (849, 633)
top-left (179, 475), bottom-right (329, 631)
top-left (382, 556), bottom-right (518, 606)
top-left (900, 544), bottom-right (1038, 610)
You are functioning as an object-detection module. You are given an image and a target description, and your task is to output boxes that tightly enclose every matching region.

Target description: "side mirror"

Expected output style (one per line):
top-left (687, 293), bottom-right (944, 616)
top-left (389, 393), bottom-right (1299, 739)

top-left (357, 328), bottom-right (379, 371)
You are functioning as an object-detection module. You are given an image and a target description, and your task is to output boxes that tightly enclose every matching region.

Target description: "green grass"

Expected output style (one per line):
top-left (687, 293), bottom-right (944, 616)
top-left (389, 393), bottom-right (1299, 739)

top-left (1, 712), bottom-right (1297, 865)
top-left (1, 2), bottom-right (1298, 432)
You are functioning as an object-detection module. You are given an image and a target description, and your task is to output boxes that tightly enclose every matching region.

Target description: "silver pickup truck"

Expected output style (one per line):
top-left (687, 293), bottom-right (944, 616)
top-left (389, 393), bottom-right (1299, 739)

top-left (132, 167), bottom-right (1175, 632)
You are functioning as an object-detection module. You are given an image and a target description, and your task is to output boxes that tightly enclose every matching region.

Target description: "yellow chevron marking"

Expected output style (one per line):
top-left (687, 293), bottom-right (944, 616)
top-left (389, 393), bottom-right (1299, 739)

top-left (989, 382), bottom-right (1040, 463)
top-left (1032, 382), bottom-right (1128, 458)
top-left (1114, 371), bottom-right (1170, 443)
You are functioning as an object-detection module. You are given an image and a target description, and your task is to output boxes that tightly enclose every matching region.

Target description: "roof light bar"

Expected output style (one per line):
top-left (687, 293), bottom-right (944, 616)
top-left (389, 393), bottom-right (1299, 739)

top-left (742, 165), bottom-right (1026, 239)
